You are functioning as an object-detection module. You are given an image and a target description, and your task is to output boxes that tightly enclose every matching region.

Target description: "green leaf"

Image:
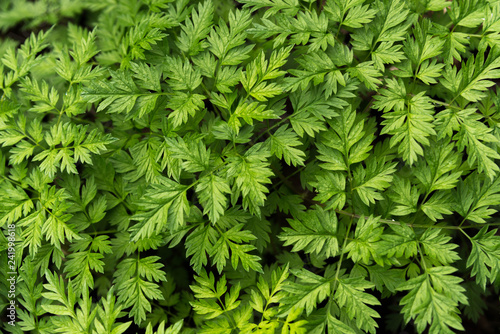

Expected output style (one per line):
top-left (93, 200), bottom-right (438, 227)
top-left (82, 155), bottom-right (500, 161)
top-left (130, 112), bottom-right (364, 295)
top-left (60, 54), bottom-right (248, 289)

top-left (190, 270), bottom-right (241, 319)
top-left (398, 266), bottom-right (468, 334)
top-left (164, 136), bottom-right (210, 173)
top-left (310, 171), bottom-right (346, 210)
top-left (249, 11), bottom-right (333, 50)
top-left (420, 192), bottom-right (453, 222)
top-left (280, 268), bottom-right (332, 316)
top-left (449, 0), bottom-right (486, 28)
top-left (64, 236), bottom-right (106, 294)
top-left (114, 257), bottom-right (166, 324)
top-left (345, 215), bottom-right (384, 266)
top-left (250, 263), bottom-right (289, 315)
top-left (267, 125), bottom-right (305, 166)
top-left (441, 31), bottom-right (469, 64)
top-left (20, 77), bottom-right (60, 114)
top-left (371, 42), bottom-right (405, 70)
top-left (455, 115), bottom-right (500, 180)
top-left (347, 61), bottom-right (381, 90)
top-left (210, 223), bottom-right (262, 273)
top-left (196, 174), bottom-right (231, 223)
top-left (130, 177), bottom-right (190, 241)
top-left (208, 9), bottom-right (253, 65)
top-left (164, 56), bottom-right (203, 91)
top-left (455, 173), bottom-right (500, 223)
top-left (42, 270), bottom-right (76, 318)
top-left (19, 209), bottom-right (45, 255)
top-left (2, 2), bottom-right (500, 333)
top-left (228, 101), bottom-right (279, 132)
top-left (353, 156), bottom-right (397, 206)
top-left (239, 0), bottom-right (300, 19)
top-left (121, 13), bottom-right (169, 65)
top-left (144, 320), bottom-right (183, 334)
top-left (31, 122), bottom-right (115, 178)
top-left (177, 0), bottom-right (214, 56)
top-left (289, 88), bottom-right (339, 137)
top-left (368, 265), bottom-right (405, 294)
top-left (241, 46), bottom-right (290, 97)
top-left (466, 227), bottom-right (500, 289)
top-left (334, 276), bottom-right (381, 333)
top-left (0, 128), bottom-right (25, 147)
top-left (285, 47), bottom-right (352, 94)
top-left (388, 176), bottom-right (419, 216)
top-left (317, 106), bottom-right (373, 171)
top-left (81, 70), bottom-right (161, 118)
top-left (376, 0), bottom-right (411, 43)
top-left (342, 3), bottom-right (377, 29)
top-left (413, 139), bottom-right (462, 194)
top-left (379, 223), bottom-right (418, 259)
top-left (0, 182), bottom-right (33, 227)
top-left (185, 223), bottom-right (218, 274)
top-left (279, 206), bottom-right (339, 258)
top-left (226, 143), bottom-right (274, 216)
top-left (129, 137), bottom-right (163, 183)
top-left (419, 229), bottom-right (459, 266)
top-left (445, 48), bottom-right (500, 103)
top-left (374, 79), bottom-right (436, 165)
top-left (417, 59), bottom-right (445, 84)
top-left (167, 92), bottom-right (206, 127)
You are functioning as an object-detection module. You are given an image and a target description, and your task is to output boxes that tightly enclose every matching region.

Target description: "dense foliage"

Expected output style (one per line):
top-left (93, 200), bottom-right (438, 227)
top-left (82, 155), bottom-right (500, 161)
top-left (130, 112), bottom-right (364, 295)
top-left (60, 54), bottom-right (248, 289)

top-left (1, 0), bottom-right (500, 333)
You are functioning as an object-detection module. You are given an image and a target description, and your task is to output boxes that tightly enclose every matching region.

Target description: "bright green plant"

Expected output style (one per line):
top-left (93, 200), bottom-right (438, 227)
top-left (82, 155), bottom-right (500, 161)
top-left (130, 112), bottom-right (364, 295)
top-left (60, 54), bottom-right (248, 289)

top-left (1, 0), bottom-right (500, 333)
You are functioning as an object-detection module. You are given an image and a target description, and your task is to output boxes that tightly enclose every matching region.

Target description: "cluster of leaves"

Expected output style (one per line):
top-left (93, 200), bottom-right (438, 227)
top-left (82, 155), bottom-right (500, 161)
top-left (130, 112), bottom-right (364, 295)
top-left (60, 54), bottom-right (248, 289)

top-left (2, 0), bottom-right (500, 333)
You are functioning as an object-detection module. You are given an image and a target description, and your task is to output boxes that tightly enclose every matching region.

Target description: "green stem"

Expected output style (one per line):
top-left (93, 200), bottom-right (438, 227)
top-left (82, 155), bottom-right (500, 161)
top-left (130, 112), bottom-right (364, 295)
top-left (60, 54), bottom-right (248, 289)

top-left (272, 166), bottom-right (306, 189)
top-left (334, 209), bottom-right (500, 230)
top-left (332, 214), bottom-right (354, 290)
top-left (361, 97), bottom-right (374, 114)
top-left (429, 98), bottom-right (461, 110)
top-left (87, 230), bottom-right (118, 235)
top-left (416, 241), bottom-right (428, 271)
top-left (332, 160), bottom-right (356, 291)
top-left (253, 113), bottom-right (293, 142)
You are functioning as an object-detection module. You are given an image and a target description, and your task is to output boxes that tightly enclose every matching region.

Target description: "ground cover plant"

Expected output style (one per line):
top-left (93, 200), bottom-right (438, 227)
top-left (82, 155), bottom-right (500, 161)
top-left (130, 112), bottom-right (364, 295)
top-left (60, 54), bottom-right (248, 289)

top-left (1, 0), bottom-right (500, 333)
